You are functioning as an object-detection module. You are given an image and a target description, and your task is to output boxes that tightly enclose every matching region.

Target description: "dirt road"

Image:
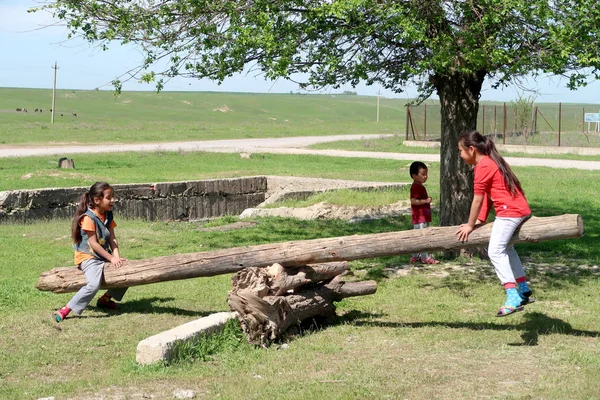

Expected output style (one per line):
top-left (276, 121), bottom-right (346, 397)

top-left (1, 134), bottom-right (599, 170)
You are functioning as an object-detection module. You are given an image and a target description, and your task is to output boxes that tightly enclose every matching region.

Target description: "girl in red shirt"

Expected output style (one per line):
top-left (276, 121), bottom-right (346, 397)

top-left (455, 130), bottom-right (534, 317)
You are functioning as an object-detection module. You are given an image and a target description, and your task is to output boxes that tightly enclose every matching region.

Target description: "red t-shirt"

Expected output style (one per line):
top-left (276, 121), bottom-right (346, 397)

top-left (410, 182), bottom-right (432, 224)
top-left (474, 156), bottom-right (531, 221)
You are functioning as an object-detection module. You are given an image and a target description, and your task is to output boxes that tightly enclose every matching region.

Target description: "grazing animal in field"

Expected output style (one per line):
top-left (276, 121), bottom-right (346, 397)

top-left (72, 112), bottom-right (77, 117)
top-left (60, 114), bottom-right (63, 116)
top-left (34, 109), bottom-right (39, 112)
top-left (16, 108), bottom-right (22, 112)
top-left (23, 109), bottom-right (27, 113)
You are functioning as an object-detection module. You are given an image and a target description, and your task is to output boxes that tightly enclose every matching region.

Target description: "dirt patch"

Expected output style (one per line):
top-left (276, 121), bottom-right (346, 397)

top-left (263, 175), bottom-right (407, 203)
top-left (241, 201), bottom-right (411, 221)
top-left (239, 176), bottom-right (411, 221)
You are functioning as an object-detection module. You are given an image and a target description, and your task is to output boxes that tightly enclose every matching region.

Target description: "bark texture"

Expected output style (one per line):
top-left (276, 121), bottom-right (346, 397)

top-left (228, 274), bottom-right (377, 346)
top-left (434, 71), bottom-right (486, 228)
top-left (36, 214), bottom-right (583, 293)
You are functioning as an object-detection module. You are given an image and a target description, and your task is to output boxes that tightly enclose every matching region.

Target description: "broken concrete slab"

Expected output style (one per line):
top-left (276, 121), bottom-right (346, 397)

top-left (136, 311), bottom-right (237, 365)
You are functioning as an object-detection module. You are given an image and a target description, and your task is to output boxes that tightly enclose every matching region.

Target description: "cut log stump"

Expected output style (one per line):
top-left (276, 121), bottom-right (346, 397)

top-left (228, 266), bottom-right (376, 346)
top-left (36, 214), bottom-right (584, 293)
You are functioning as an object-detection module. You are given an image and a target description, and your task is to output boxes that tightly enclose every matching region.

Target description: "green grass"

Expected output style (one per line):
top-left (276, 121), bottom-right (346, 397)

top-left (0, 88), bottom-right (405, 145)
top-left (2, 87), bottom-right (600, 399)
top-left (2, 154), bottom-right (600, 399)
top-left (0, 151), bottom-right (414, 191)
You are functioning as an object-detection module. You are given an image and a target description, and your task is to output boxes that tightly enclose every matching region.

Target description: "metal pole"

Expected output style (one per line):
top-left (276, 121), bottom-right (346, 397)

top-left (494, 105), bottom-right (497, 134)
top-left (376, 89), bottom-right (380, 123)
top-left (51, 61), bottom-right (58, 124)
top-left (558, 102), bottom-right (562, 146)
top-left (424, 104), bottom-right (427, 140)
top-left (482, 105), bottom-right (485, 136)
top-left (503, 103), bottom-right (506, 144)
top-left (405, 104), bottom-right (409, 140)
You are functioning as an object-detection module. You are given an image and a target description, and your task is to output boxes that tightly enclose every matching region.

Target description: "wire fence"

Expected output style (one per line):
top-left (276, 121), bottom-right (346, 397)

top-left (405, 103), bottom-right (600, 147)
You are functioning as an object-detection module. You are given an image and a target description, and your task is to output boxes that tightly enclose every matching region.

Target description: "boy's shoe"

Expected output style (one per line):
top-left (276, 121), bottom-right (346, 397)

top-left (420, 256), bottom-right (440, 264)
top-left (96, 296), bottom-right (119, 310)
top-left (409, 256), bottom-right (421, 264)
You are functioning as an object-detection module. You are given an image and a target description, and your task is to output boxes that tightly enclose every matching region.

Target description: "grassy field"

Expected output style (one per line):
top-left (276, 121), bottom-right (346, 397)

top-left (0, 88), bottom-right (405, 145)
top-left (2, 150), bottom-right (600, 399)
top-left (309, 136), bottom-right (600, 161)
top-left (2, 88), bottom-right (600, 399)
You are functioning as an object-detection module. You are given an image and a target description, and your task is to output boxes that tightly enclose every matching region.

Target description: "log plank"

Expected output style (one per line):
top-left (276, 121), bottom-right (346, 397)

top-left (36, 214), bottom-right (583, 293)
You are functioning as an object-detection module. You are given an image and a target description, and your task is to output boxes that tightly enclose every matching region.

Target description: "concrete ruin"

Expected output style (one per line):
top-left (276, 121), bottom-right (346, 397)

top-left (0, 176), bottom-right (267, 223)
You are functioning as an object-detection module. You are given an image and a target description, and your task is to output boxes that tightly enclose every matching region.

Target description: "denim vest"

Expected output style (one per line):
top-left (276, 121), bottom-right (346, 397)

top-left (73, 209), bottom-right (113, 261)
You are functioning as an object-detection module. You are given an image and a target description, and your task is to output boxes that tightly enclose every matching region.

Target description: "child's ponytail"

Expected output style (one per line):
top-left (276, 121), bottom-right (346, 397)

top-left (71, 182), bottom-right (112, 244)
top-left (459, 130), bottom-right (524, 196)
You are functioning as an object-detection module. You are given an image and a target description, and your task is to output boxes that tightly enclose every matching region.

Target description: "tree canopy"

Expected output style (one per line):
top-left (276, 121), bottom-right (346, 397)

top-left (40, 0), bottom-right (600, 226)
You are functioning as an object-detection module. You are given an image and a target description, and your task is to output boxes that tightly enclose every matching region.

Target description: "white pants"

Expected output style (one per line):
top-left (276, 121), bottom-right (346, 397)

top-left (488, 215), bottom-right (530, 284)
top-left (412, 222), bottom-right (431, 259)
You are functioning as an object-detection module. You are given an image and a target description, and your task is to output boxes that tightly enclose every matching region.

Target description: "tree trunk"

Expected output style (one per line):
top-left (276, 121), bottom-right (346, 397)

top-left (35, 214), bottom-right (583, 293)
top-left (228, 276), bottom-right (377, 346)
top-left (433, 70), bottom-right (486, 228)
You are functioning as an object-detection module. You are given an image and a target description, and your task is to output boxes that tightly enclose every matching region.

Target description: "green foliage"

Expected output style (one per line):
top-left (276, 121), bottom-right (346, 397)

top-left (37, 1), bottom-right (600, 94)
top-left (511, 94), bottom-right (537, 137)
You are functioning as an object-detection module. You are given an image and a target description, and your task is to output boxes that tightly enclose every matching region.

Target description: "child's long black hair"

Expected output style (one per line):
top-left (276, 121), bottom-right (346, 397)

top-left (71, 182), bottom-right (112, 244)
top-left (458, 130), bottom-right (524, 196)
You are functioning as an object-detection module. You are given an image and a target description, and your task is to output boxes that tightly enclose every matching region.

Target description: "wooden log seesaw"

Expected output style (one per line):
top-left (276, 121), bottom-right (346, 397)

top-left (36, 214), bottom-right (584, 345)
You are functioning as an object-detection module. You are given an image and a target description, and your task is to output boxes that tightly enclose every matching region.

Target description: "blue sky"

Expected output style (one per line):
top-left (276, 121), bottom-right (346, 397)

top-left (2, 0), bottom-right (600, 104)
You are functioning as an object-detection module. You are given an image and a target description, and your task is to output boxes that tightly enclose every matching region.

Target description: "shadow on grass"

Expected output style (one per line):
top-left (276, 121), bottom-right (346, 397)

top-left (84, 296), bottom-right (220, 318)
top-left (336, 310), bottom-right (600, 346)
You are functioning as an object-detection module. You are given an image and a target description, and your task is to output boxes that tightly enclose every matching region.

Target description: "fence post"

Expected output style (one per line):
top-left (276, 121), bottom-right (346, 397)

top-left (582, 107), bottom-right (585, 135)
top-left (494, 105), bottom-right (497, 134)
top-left (503, 103), bottom-right (507, 144)
top-left (405, 104), bottom-right (409, 140)
top-left (534, 106), bottom-right (538, 134)
top-left (482, 105), bottom-right (485, 136)
top-left (558, 102), bottom-right (562, 147)
top-left (424, 104), bottom-right (427, 140)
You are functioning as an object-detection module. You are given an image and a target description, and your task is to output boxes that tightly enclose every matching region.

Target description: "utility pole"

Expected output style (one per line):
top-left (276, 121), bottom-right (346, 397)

top-left (376, 88), bottom-right (381, 123)
top-left (51, 62), bottom-right (58, 124)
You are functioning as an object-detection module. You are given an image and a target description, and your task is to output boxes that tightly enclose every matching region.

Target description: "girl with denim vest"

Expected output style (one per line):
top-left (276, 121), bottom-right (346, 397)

top-left (53, 182), bottom-right (128, 323)
top-left (455, 130), bottom-right (535, 317)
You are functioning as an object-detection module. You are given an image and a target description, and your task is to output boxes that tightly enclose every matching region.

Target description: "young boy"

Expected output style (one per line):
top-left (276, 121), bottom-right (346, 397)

top-left (409, 161), bottom-right (440, 264)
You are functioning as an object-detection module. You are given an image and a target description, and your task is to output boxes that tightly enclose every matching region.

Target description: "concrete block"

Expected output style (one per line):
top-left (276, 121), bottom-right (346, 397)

top-left (113, 184), bottom-right (155, 199)
top-left (0, 189), bottom-right (32, 209)
top-left (30, 188), bottom-right (80, 208)
top-left (136, 311), bottom-right (237, 365)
